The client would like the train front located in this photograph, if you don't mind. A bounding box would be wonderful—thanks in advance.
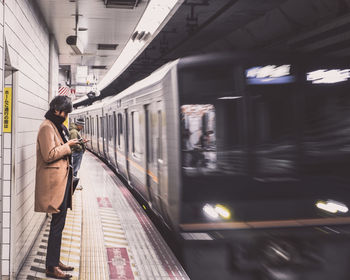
[176,54,350,280]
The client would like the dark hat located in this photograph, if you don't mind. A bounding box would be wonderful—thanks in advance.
[76,118,85,126]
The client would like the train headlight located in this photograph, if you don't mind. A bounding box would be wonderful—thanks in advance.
[215,204,231,219]
[203,203,231,220]
[203,204,219,219]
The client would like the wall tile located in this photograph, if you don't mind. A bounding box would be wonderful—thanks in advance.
[3,212,10,228]
[2,228,10,243]
[3,133,12,148]
[3,148,11,164]
[2,260,9,275]
[3,180,11,196]
[3,196,10,212]
[2,244,10,259]
[3,164,11,180]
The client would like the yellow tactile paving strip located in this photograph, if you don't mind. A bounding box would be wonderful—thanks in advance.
[79,177,109,280]
[17,190,82,280]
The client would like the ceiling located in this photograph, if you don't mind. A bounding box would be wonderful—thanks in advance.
[94,0,350,104]
[35,0,350,106]
[35,0,148,95]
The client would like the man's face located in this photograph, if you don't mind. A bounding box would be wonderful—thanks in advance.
[55,110,68,120]
[77,124,84,131]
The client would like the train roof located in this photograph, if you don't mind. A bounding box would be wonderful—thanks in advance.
[105,59,179,106]
[72,100,105,114]
[72,52,350,113]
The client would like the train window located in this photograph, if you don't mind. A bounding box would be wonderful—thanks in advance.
[145,106,152,163]
[100,117,104,140]
[181,105,217,173]
[88,118,90,134]
[302,83,350,179]
[113,112,117,145]
[83,117,86,133]
[179,64,235,103]
[105,114,108,141]
[96,116,99,138]
[109,115,113,142]
[92,117,94,135]
[158,110,162,160]
[117,113,123,147]
[250,87,298,179]
[132,111,141,155]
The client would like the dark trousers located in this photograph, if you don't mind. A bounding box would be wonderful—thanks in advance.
[46,171,71,267]
[72,151,84,177]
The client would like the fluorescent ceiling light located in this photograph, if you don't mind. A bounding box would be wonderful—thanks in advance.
[316,199,348,214]
[218,96,242,100]
[307,69,350,84]
[246,65,291,79]
[97,0,183,91]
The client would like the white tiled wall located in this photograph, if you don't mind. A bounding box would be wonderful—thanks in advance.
[0,0,6,277]
[1,0,59,278]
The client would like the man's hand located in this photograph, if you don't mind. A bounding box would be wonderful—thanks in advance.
[67,139,80,147]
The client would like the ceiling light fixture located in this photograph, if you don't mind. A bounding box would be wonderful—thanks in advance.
[104,0,139,9]
[97,0,183,91]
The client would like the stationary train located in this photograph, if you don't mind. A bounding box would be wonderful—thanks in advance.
[70,53,350,279]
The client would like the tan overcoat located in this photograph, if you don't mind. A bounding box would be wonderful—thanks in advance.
[34,119,72,213]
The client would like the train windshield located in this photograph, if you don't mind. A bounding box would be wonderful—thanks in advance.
[178,61,350,224]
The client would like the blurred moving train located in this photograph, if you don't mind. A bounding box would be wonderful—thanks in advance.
[70,53,350,279]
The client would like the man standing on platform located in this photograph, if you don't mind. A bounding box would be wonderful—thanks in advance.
[69,118,88,190]
[35,95,79,279]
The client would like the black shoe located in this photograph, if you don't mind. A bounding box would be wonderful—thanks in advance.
[59,261,74,271]
[45,266,72,279]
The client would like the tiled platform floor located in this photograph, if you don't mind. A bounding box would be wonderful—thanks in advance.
[18,152,189,279]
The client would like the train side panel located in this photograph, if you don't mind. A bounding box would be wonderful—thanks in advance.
[161,69,181,228]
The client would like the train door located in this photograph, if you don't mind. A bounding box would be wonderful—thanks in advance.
[89,116,92,149]
[113,112,118,169]
[124,109,130,182]
[100,116,104,156]
[97,115,100,154]
[144,105,153,204]
[104,113,108,159]
[91,116,95,151]
[155,101,164,212]
[84,117,88,139]
[107,114,114,165]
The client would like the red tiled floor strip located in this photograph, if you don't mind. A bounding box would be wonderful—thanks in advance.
[107,248,134,280]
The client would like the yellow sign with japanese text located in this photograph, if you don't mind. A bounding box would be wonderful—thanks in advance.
[3,87,12,133]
